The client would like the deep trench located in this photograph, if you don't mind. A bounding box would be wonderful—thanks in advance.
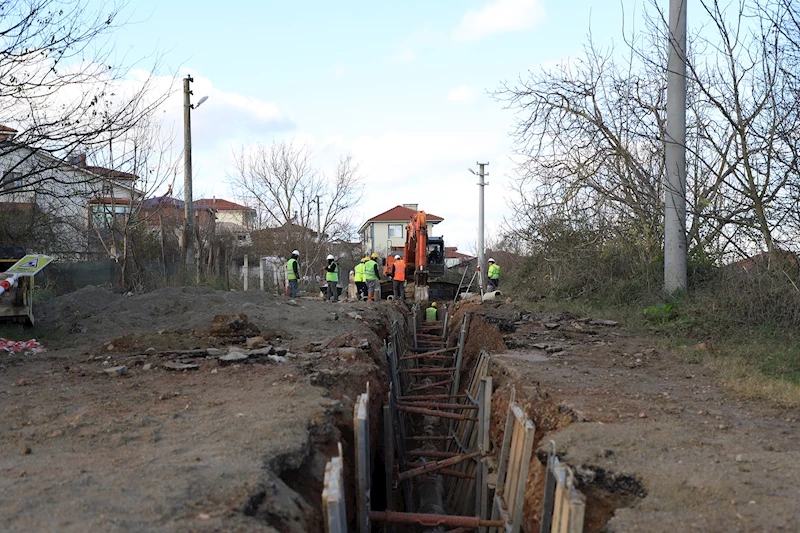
[241,303,648,532]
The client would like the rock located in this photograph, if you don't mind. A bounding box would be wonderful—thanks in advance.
[358,339,370,350]
[326,312,339,321]
[219,352,249,365]
[142,363,152,371]
[250,345,275,356]
[106,344,115,351]
[104,365,128,377]
[206,348,223,356]
[545,345,564,354]
[70,324,87,334]
[638,412,647,418]
[346,311,363,320]
[735,454,747,463]
[145,347,155,353]
[245,336,265,349]
[590,319,619,327]
[274,347,288,357]
[338,347,359,360]
[267,354,287,363]
[544,323,560,330]
[533,343,549,350]
[19,445,31,455]
[286,299,299,307]
[162,361,200,371]
[16,378,27,387]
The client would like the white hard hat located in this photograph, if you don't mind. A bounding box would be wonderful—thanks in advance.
[394,254,401,259]
[488,258,495,263]
[292,250,300,256]
[327,254,335,260]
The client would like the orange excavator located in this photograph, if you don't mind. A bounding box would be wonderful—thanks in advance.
[383,211,446,301]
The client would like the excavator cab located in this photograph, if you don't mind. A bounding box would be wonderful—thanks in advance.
[426,237,445,277]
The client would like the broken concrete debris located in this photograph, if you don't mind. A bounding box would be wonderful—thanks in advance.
[103,365,128,376]
[162,362,200,371]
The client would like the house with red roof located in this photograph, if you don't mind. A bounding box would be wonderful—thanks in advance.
[358,203,443,255]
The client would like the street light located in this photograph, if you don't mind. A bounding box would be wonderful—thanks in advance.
[183,75,208,279]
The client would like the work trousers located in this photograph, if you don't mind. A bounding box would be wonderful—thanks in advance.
[393,280,406,300]
[326,281,339,302]
[356,281,367,300]
[365,279,378,297]
[487,278,499,292]
[288,280,299,298]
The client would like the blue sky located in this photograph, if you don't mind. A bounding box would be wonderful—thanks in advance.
[96,0,649,251]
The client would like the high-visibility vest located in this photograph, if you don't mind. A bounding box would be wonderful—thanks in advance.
[364,259,378,280]
[393,259,406,281]
[354,262,365,282]
[425,306,438,322]
[326,262,339,282]
[286,258,298,280]
[488,263,500,280]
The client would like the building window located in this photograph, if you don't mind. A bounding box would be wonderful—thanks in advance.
[388,224,403,238]
[2,171,22,191]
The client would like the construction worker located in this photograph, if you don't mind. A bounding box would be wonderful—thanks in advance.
[425,301,438,322]
[364,252,381,301]
[487,258,500,292]
[324,254,339,302]
[286,250,300,298]
[391,254,406,301]
[354,257,367,301]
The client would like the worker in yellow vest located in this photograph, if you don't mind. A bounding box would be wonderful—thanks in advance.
[285,250,300,298]
[364,252,381,301]
[425,301,438,322]
[354,257,367,301]
[324,254,339,302]
[487,258,500,292]
[391,254,406,301]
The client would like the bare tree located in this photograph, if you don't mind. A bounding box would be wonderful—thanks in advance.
[0,0,171,196]
[498,0,800,271]
[227,139,364,278]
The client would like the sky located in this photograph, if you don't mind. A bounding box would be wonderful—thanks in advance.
[87,0,651,252]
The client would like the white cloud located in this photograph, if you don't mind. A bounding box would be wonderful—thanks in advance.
[452,0,546,42]
[447,85,478,103]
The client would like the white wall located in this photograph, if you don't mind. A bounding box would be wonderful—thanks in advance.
[361,221,440,256]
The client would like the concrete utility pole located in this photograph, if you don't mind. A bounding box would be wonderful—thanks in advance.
[183,75,195,273]
[470,162,489,293]
[664,0,688,293]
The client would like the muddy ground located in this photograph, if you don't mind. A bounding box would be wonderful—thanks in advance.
[1,289,798,532]
[0,287,401,533]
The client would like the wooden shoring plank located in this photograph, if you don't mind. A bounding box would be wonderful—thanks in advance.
[477,377,492,531]
[354,387,371,533]
[383,404,395,532]
[322,444,347,533]
[509,418,535,533]
[539,442,558,533]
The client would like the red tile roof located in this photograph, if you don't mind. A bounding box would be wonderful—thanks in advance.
[194,198,254,211]
[362,205,443,226]
[445,246,473,260]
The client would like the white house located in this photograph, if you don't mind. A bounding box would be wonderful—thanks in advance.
[358,204,444,256]
[0,125,143,258]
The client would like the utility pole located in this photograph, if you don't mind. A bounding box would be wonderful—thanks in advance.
[664,0,687,293]
[183,75,195,275]
[470,162,489,293]
[316,194,322,243]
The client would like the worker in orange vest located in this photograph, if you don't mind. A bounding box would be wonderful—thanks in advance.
[391,254,406,301]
